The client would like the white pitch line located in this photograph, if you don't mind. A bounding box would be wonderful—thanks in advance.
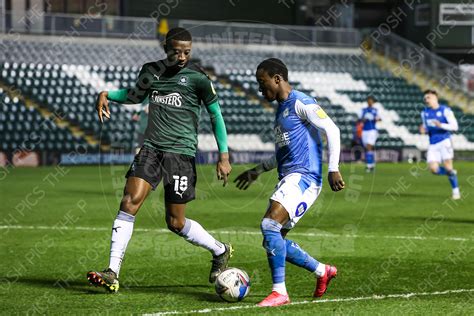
[144,288,474,315]
[0,225,471,242]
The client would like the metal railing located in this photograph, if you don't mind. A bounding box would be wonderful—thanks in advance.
[369,32,474,97]
[178,19,362,47]
[1,11,363,47]
[1,11,157,39]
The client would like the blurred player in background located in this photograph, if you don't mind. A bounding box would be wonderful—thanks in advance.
[420,90,460,200]
[359,96,380,172]
[87,28,233,293]
[234,58,345,307]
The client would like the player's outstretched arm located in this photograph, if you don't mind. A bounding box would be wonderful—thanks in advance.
[206,100,232,186]
[234,156,277,190]
[95,64,151,122]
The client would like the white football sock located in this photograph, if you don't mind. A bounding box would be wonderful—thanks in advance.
[453,188,460,195]
[272,282,287,295]
[109,211,135,277]
[315,263,326,277]
[179,218,225,256]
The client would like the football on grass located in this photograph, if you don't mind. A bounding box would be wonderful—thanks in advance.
[215,268,250,302]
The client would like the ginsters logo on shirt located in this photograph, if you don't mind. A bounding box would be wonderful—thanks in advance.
[151,91,183,107]
[275,126,290,147]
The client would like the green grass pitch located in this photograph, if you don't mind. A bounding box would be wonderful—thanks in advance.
[1,162,473,315]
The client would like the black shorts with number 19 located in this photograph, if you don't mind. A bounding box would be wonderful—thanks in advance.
[125,146,196,204]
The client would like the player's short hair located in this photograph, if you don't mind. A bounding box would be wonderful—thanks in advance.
[367,95,376,102]
[257,58,288,81]
[165,28,192,47]
[423,89,438,96]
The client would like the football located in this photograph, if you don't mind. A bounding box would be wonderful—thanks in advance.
[215,268,251,302]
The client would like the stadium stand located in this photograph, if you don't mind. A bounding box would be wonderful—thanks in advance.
[0,88,91,152]
[1,35,474,155]
[194,44,474,150]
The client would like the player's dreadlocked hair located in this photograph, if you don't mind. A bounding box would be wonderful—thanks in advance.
[257,58,288,81]
[165,27,192,47]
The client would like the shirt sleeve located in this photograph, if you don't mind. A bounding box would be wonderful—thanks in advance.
[107,64,152,104]
[440,107,459,131]
[255,156,277,174]
[420,111,427,129]
[205,100,228,153]
[196,75,218,105]
[127,64,152,104]
[295,101,341,172]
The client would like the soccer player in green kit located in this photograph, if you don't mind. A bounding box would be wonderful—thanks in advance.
[87,28,233,292]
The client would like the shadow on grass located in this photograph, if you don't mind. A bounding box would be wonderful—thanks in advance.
[55,188,113,197]
[399,216,474,225]
[0,277,221,301]
[365,191,434,198]
[124,284,221,302]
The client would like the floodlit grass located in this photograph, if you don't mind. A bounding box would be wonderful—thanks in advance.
[1,163,473,314]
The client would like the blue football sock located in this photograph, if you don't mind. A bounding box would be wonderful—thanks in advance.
[261,218,286,284]
[447,170,459,189]
[285,239,318,273]
[435,167,447,175]
[366,151,375,167]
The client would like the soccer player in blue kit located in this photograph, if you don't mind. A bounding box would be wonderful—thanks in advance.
[420,90,460,200]
[234,58,345,307]
[359,96,380,172]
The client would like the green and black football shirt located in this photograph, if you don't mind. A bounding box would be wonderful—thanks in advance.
[130,60,218,157]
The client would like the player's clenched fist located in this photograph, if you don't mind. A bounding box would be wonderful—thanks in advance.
[95,91,111,123]
[328,171,345,192]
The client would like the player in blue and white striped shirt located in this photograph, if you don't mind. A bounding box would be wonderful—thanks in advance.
[234,58,345,307]
[420,90,460,200]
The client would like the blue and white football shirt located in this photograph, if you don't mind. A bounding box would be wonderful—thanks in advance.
[421,105,458,145]
[274,90,340,186]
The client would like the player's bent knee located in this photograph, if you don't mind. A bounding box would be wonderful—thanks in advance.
[120,193,143,215]
[260,218,282,233]
[166,217,185,234]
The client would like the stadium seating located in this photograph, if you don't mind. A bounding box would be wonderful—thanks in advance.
[194,45,404,148]
[0,89,91,152]
[0,62,137,151]
[1,35,474,153]
[193,44,474,150]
